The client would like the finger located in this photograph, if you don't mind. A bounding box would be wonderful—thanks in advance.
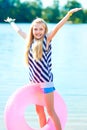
[4,20,7,22]
[79,8,83,10]
[77,8,82,11]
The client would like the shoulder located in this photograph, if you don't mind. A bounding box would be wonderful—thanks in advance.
[45,32,52,45]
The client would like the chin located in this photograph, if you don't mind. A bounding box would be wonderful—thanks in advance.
[35,37,43,40]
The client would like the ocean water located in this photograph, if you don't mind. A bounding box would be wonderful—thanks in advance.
[0,23,87,130]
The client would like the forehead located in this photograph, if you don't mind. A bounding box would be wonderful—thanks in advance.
[33,22,45,28]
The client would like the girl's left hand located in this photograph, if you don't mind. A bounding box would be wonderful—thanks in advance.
[69,8,82,14]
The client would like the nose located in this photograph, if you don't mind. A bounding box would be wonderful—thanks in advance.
[37,29,40,33]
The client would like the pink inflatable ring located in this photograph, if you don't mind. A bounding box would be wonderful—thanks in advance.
[4,84,67,130]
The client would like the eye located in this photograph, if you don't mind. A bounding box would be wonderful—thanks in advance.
[40,28,43,31]
[34,28,38,31]
[40,28,45,31]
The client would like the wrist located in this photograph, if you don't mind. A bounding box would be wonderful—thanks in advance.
[67,11,72,17]
[9,21,14,24]
[10,22,20,32]
[9,19,15,24]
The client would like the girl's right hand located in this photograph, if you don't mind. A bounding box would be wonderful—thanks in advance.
[4,17,15,23]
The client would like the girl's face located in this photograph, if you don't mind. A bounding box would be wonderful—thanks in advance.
[33,23,46,40]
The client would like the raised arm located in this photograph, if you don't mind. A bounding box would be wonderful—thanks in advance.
[47,8,82,43]
[4,17,27,39]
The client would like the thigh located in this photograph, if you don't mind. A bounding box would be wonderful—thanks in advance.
[44,92,54,110]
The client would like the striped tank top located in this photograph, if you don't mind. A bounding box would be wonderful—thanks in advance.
[28,35,53,83]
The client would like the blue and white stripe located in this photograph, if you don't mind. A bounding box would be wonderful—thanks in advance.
[28,35,53,83]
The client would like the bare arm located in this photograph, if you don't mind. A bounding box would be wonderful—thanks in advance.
[47,8,82,43]
[4,17,27,39]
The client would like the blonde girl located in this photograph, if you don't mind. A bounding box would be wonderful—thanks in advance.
[5,8,82,130]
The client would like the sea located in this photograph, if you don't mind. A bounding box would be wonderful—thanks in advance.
[0,23,87,130]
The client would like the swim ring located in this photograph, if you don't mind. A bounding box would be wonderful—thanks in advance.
[4,84,67,130]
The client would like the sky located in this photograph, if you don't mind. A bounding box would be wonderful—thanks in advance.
[42,0,87,9]
[21,0,87,9]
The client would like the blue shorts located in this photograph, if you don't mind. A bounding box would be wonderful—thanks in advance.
[39,82,55,94]
[42,87,55,93]
[30,82,55,94]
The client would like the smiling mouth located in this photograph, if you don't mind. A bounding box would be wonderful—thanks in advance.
[36,34,42,36]
[35,34,43,38]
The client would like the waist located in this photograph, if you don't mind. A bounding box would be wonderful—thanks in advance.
[29,81,54,88]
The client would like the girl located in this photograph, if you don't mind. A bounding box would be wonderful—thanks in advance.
[5,8,82,130]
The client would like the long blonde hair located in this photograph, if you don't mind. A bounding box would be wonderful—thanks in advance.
[25,18,48,64]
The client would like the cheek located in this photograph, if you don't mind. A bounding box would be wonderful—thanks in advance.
[42,30,45,34]
[33,30,36,36]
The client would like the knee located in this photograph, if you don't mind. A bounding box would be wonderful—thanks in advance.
[47,108,55,117]
[36,105,44,115]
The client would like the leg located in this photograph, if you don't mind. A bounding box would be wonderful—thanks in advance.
[35,105,46,127]
[44,92,62,130]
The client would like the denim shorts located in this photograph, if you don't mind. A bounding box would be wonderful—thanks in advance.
[39,82,55,94]
[30,82,55,94]
[42,87,55,93]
